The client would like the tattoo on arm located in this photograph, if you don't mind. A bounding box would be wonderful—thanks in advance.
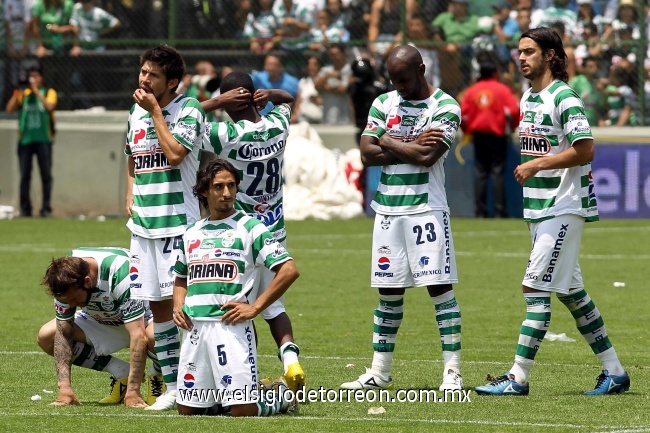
[54,319,74,387]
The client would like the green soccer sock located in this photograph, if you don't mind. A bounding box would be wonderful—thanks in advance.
[511,292,551,384]
[370,294,403,375]
[153,320,180,390]
[431,290,462,371]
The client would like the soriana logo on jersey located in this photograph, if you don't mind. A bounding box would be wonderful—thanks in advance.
[188,260,239,283]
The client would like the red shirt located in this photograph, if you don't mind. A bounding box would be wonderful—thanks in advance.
[460,78,519,136]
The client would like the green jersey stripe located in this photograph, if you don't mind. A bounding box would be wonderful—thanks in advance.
[131,213,187,230]
[380,171,428,186]
[525,176,561,189]
[99,254,117,283]
[134,170,182,185]
[523,196,556,210]
[186,281,243,296]
[133,192,184,207]
[183,304,225,317]
[374,191,428,207]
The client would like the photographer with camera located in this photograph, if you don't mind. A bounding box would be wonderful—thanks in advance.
[6,65,57,218]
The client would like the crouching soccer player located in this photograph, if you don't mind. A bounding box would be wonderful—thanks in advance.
[173,159,300,416]
[38,247,164,406]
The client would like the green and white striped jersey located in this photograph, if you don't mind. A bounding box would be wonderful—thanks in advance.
[54,247,148,325]
[362,89,461,215]
[125,95,206,239]
[174,211,292,321]
[519,80,599,223]
[203,104,291,242]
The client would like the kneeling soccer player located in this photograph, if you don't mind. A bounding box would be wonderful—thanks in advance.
[173,159,300,416]
[38,247,163,407]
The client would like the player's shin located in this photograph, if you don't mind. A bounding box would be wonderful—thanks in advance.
[371,295,403,375]
[511,292,551,384]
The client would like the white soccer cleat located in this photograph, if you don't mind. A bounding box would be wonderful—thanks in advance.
[341,368,393,390]
[439,368,464,391]
[143,389,177,411]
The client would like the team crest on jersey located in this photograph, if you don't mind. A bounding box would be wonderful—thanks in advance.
[221,232,235,248]
[534,109,544,125]
[380,216,391,230]
[189,329,199,345]
[100,296,114,311]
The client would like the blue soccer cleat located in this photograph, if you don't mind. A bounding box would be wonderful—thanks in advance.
[584,370,630,395]
[474,373,530,396]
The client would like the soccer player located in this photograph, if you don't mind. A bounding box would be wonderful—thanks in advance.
[475,27,630,396]
[37,247,156,407]
[125,44,206,410]
[200,72,305,392]
[173,159,300,416]
[341,45,465,392]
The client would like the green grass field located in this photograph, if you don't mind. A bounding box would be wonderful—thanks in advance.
[1,217,648,433]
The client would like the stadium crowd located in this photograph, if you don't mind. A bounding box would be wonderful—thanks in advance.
[2,0,650,124]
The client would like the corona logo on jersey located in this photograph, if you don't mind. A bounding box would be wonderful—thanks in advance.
[520,128,551,156]
[237,140,285,161]
[188,260,238,283]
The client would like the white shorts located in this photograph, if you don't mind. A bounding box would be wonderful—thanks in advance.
[74,310,151,356]
[176,320,259,408]
[522,214,585,294]
[129,234,183,301]
[371,210,458,288]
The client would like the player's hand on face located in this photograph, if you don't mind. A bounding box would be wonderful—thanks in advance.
[416,128,445,147]
[173,307,193,331]
[133,88,158,112]
[221,302,258,324]
[50,389,81,406]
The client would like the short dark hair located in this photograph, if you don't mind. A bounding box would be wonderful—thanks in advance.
[520,27,568,82]
[140,44,185,90]
[41,256,90,298]
[220,71,255,95]
[479,61,497,80]
[26,65,44,76]
[193,158,241,209]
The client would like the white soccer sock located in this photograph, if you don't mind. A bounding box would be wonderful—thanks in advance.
[147,350,162,375]
[104,356,131,379]
[442,351,461,373]
[371,352,393,376]
[598,347,625,376]
[511,356,534,385]
[279,342,299,373]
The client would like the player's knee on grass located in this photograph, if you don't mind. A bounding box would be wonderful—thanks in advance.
[230,403,259,417]
[37,319,56,355]
[177,403,208,416]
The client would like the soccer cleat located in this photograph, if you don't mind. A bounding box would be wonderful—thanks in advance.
[144,389,177,411]
[283,362,306,393]
[99,376,128,404]
[146,373,166,406]
[584,370,630,395]
[474,373,530,396]
[340,368,393,390]
[439,368,464,391]
[273,377,298,415]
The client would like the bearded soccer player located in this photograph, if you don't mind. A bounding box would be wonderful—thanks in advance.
[125,44,206,410]
[475,27,630,396]
[173,159,300,416]
[38,248,155,407]
[200,72,305,393]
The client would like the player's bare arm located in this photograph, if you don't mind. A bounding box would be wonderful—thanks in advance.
[201,87,252,113]
[515,138,594,185]
[123,318,148,408]
[172,277,193,331]
[132,89,189,166]
[51,319,81,406]
[360,135,399,167]
[254,89,295,107]
[125,156,135,216]
[378,128,448,167]
[222,260,299,325]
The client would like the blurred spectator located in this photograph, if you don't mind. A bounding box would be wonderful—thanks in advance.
[601,0,640,42]
[182,60,220,103]
[345,0,370,42]
[402,15,440,88]
[574,22,605,74]
[274,0,314,51]
[309,7,349,51]
[531,0,578,38]
[69,0,120,56]
[570,56,605,126]
[598,66,639,126]
[325,0,346,29]
[460,61,519,218]
[410,0,448,23]
[31,0,74,57]
[291,55,323,123]
[575,0,605,37]
[367,0,404,57]
[603,22,639,71]
[493,1,519,43]
[232,0,254,39]
[251,53,299,113]
[243,0,279,54]
[348,50,386,143]
[432,0,478,44]
[5,0,31,94]
[6,64,57,217]
[314,43,352,124]
[550,21,576,80]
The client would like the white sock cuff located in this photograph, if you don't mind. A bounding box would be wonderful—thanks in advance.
[431,289,455,304]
